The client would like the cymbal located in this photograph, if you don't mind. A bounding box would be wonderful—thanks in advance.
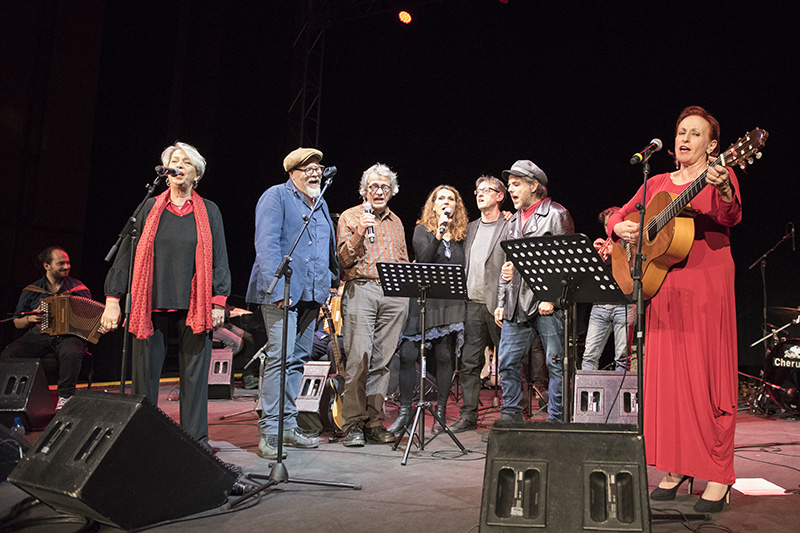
[770,306,800,318]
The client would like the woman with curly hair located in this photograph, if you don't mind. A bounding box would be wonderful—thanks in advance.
[389,185,468,435]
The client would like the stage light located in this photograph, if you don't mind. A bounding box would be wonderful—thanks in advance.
[398,11,412,24]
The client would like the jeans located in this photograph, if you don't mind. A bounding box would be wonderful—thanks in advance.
[581,304,633,371]
[498,311,564,422]
[259,301,318,435]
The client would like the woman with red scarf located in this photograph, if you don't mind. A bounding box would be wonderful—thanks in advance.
[101,142,231,446]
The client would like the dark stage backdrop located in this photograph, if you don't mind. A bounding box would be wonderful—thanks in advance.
[2,1,798,380]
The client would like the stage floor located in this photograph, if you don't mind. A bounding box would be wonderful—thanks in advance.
[2,381,798,532]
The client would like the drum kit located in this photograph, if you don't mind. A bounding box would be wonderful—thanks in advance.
[749,306,800,416]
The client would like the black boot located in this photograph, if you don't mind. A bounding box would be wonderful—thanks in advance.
[432,402,447,433]
[388,405,412,435]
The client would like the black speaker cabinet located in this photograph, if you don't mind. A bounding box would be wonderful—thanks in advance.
[480,421,651,532]
[8,390,238,530]
[0,358,56,431]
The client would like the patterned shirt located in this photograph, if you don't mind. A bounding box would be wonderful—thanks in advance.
[337,204,408,281]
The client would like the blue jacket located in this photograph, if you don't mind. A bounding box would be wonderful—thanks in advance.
[246,179,340,306]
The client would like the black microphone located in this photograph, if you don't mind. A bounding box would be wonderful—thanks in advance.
[323,166,337,179]
[363,203,375,243]
[155,165,180,176]
[629,138,663,165]
[438,207,453,235]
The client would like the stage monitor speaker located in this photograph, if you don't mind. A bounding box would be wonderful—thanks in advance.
[480,421,651,532]
[208,347,234,399]
[0,358,56,431]
[8,390,238,530]
[297,361,331,434]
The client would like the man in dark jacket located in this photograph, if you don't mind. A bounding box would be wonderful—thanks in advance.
[494,160,573,423]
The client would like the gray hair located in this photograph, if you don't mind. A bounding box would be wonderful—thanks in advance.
[161,141,207,183]
[359,163,399,198]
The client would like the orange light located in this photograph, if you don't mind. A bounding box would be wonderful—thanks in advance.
[398,11,412,24]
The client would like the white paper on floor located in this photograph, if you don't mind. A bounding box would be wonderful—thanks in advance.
[732,478,790,496]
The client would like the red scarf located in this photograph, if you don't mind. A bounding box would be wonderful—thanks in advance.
[128,189,214,339]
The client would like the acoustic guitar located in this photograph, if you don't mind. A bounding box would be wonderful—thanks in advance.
[611,128,768,299]
[321,303,345,432]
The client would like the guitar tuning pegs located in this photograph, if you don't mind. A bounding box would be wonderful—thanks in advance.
[747,157,754,165]
[755,151,763,159]
[739,163,747,170]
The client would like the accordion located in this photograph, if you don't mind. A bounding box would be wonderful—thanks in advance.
[40,295,105,344]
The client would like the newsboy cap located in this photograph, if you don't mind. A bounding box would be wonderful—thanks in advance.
[283,147,323,172]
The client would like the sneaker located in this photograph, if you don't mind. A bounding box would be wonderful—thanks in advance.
[243,375,259,390]
[257,434,287,460]
[56,397,70,410]
[448,417,478,434]
[364,425,396,444]
[283,427,319,448]
[341,427,365,447]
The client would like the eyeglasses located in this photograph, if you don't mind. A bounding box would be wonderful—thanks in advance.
[368,183,391,193]
[297,165,325,176]
[474,187,499,196]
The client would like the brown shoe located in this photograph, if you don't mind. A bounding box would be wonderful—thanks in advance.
[449,417,477,433]
[364,425,396,444]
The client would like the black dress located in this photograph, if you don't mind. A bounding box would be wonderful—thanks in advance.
[397,225,466,407]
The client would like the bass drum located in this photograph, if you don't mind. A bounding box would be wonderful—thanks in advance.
[762,339,800,413]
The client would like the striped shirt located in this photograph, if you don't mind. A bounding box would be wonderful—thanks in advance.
[337,204,409,281]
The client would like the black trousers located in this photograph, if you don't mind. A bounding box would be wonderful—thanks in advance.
[459,300,501,421]
[132,312,212,444]
[397,332,455,407]
[1,330,84,398]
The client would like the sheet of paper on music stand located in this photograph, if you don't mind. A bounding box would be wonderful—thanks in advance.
[732,478,790,496]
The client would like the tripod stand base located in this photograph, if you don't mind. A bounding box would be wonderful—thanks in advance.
[229,462,360,509]
[392,401,467,465]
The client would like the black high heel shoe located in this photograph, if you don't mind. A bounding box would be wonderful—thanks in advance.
[649,474,694,500]
[693,485,731,513]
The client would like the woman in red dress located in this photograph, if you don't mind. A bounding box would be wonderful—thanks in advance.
[608,106,741,513]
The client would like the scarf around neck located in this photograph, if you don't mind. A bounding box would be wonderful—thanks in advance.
[128,189,214,339]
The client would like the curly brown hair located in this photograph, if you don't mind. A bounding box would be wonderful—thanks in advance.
[416,185,468,241]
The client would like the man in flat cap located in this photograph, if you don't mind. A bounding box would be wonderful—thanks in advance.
[246,147,341,459]
[494,160,573,423]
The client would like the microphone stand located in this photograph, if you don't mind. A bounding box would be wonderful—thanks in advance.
[230,173,358,509]
[630,161,648,434]
[747,230,793,357]
[104,173,164,394]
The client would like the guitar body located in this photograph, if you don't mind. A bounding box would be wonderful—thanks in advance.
[611,127,768,300]
[328,374,344,431]
[611,191,695,299]
[320,303,345,433]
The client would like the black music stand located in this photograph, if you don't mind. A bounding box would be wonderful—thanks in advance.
[378,262,468,465]
[501,234,628,423]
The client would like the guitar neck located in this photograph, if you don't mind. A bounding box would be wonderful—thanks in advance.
[322,305,345,370]
[647,154,723,239]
